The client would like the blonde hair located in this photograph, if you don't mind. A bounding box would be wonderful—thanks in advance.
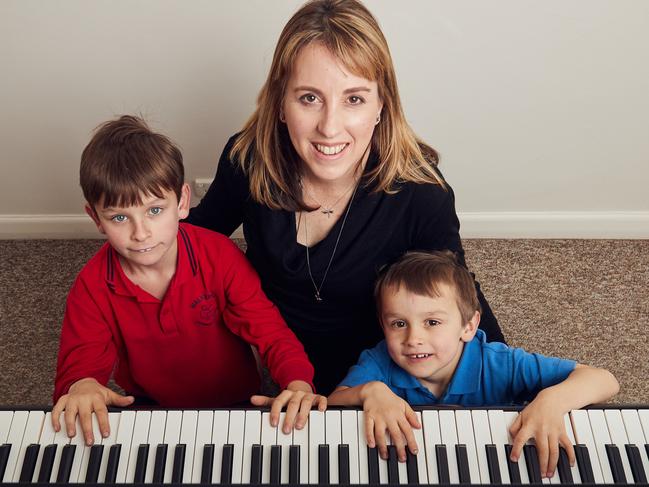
[231,0,444,211]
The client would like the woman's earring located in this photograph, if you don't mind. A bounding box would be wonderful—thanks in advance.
[280,110,286,123]
[375,113,381,125]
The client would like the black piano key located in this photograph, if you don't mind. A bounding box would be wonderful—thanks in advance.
[406,450,419,484]
[152,444,168,484]
[626,444,648,483]
[318,444,330,484]
[367,446,380,485]
[56,444,76,483]
[171,444,186,484]
[338,444,350,485]
[504,444,521,485]
[250,444,263,484]
[485,444,502,484]
[524,444,542,484]
[557,447,574,484]
[0,444,10,481]
[220,444,233,484]
[84,444,103,483]
[104,444,121,483]
[605,443,627,484]
[18,443,40,482]
[200,444,214,484]
[288,445,299,484]
[574,444,595,484]
[37,444,56,483]
[456,444,471,484]
[435,444,450,484]
[387,445,399,484]
[270,445,282,484]
[133,444,149,483]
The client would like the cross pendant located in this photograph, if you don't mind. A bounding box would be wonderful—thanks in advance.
[315,292,323,301]
[321,208,334,217]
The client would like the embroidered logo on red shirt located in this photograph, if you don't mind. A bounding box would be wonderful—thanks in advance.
[191,292,218,326]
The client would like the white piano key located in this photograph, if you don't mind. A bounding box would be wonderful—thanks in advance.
[308,410,325,484]
[162,410,182,484]
[586,409,614,483]
[241,410,261,484]
[504,411,530,484]
[562,413,581,484]
[456,410,481,484]
[487,410,511,484]
[356,411,369,484]
[227,410,245,484]
[639,409,649,441]
[191,411,213,483]
[471,409,492,484]
[604,409,634,483]
[97,412,120,483]
[11,410,44,482]
[341,410,360,484]
[0,411,13,443]
[621,409,649,482]
[411,412,428,484]
[378,429,389,485]
[293,412,309,484]
[570,409,604,484]
[125,410,151,483]
[392,428,408,485]
[74,414,101,483]
[422,410,441,484]
[33,411,57,482]
[179,410,198,484]
[439,410,460,484]
[114,409,136,483]
[144,411,167,483]
[3,410,28,482]
[277,412,292,483]
[326,410,341,484]
[260,412,276,484]
[50,412,72,483]
[210,410,229,484]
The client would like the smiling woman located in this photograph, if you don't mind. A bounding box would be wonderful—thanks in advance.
[186,0,504,394]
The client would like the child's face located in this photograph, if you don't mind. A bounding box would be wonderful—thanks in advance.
[380,283,479,394]
[86,184,190,272]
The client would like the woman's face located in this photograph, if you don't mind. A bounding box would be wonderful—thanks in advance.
[282,42,383,186]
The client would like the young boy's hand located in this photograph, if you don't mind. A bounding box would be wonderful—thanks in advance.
[51,377,135,446]
[509,389,575,478]
[360,381,420,462]
[250,380,327,434]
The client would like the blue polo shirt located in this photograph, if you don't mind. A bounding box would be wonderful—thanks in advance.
[339,330,576,406]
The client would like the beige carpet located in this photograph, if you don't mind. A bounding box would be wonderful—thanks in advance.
[0,238,647,406]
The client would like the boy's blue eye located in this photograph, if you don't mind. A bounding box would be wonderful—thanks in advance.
[150,207,162,216]
[111,215,127,223]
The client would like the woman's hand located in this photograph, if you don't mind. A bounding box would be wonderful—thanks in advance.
[250,380,327,433]
[51,377,134,446]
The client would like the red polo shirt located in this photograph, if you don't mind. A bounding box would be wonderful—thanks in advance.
[54,223,314,407]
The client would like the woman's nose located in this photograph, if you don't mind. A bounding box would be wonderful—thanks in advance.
[317,104,342,138]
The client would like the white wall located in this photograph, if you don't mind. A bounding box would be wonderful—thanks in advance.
[1,0,647,238]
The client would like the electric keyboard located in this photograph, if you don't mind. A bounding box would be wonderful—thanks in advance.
[0,406,647,485]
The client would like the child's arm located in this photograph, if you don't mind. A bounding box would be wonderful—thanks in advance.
[509,364,619,478]
[250,380,327,434]
[51,378,134,446]
[329,381,421,462]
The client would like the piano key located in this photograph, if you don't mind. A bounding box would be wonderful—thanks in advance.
[574,444,595,484]
[0,411,12,443]
[57,444,76,482]
[49,419,72,483]
[171,444,186,484]
[33,412,55,483]
[15,410,44,482]
[145,410,167,483]
[422,410,441,484]
[125,410,151,483]
[503,411,531,485]
[588,409,616,483]
[191,410,213,484]
[289,445,300,484]
[0,444,9,483]
[152,443,168,484]
[570,409,604,484]
[76,413,101,483]
[3,410,28,483]
[133,444,149,483]
[220,444,235,484]
[621,409,649,482]
[487,409,511,484]
[625,444,647,484]
[356,412,370,484]
[435,444,451,484]
[227,410,245,484]
[293,413,309,484]
[439,410,460,484]
[387,445,399,484]
[326,410,341,484]
[84,444,104,483]
[341,410,359,484]
[200,444,215,484]
[250,444,263,484]
[604,409,634,483]
[561,412,581,484]
[161,410,182,484]
[37,444,56,483]
[97,412,120,484]
[178,410,198,484]
[605,444,627,483]
[104,444,121,483]
[410,412,427,484]
[406,451,419,484]
[211,410,230,484]
[455,444,471,484]
[524,444,543,484]
[318,444,330,484]
[367,447,380,485]
[504,444,521,484]
[339,444,350,485]
[309,410,325,484]
[471,409,492,484]
[276,412,292,484]
[113,410,136,483]
[242,410,261,484]
[260,412,276,484]
[486,444,502,484]
[455,410,479,485]
[557,447,574,484]
[18,444,39,482]
[269,444,281,484]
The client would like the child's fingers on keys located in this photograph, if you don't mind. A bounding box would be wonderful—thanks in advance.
[388,426,407,462]
[374,423,389,459]
[364,416,376,448]
[64,404,79,438]
[281,396,302,433]
[397,417,418,454]
[510,429,529,462]
[560,435,576,465]
[79,408,95,445]
[534,436,550,478]
[405,406,421,429]
[95,404,111,438]
[51,396,67,432]
[546,436,560,478]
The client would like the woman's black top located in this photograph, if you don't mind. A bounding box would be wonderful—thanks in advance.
[186,135,504,394]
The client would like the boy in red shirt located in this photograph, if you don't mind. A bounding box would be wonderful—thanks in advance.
[53,115,323,445]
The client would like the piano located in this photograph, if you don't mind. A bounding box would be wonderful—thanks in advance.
[0,406,647,485]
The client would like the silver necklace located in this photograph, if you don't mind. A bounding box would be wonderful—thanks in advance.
[301,178,358,218]
[300,183,358,302]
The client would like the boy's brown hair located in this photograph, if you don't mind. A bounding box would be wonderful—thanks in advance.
[375,250,482,324]
[80,115,184,210]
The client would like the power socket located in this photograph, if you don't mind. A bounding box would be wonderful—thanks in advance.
[194,178,213,198]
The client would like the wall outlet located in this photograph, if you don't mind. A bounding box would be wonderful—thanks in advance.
[193,178,213,198]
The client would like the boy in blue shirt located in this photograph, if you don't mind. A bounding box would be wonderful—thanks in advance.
[328,250,618,478]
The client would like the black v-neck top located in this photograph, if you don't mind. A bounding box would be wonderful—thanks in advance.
[187,135,504,394]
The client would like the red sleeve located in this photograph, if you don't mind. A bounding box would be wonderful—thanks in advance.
[217,238,315,392]
[53,274,118,403]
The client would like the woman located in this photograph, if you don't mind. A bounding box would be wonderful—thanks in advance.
[187,0,504,394]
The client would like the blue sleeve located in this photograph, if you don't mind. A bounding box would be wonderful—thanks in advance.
[510,348,577,403]
[338,342,391,388]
